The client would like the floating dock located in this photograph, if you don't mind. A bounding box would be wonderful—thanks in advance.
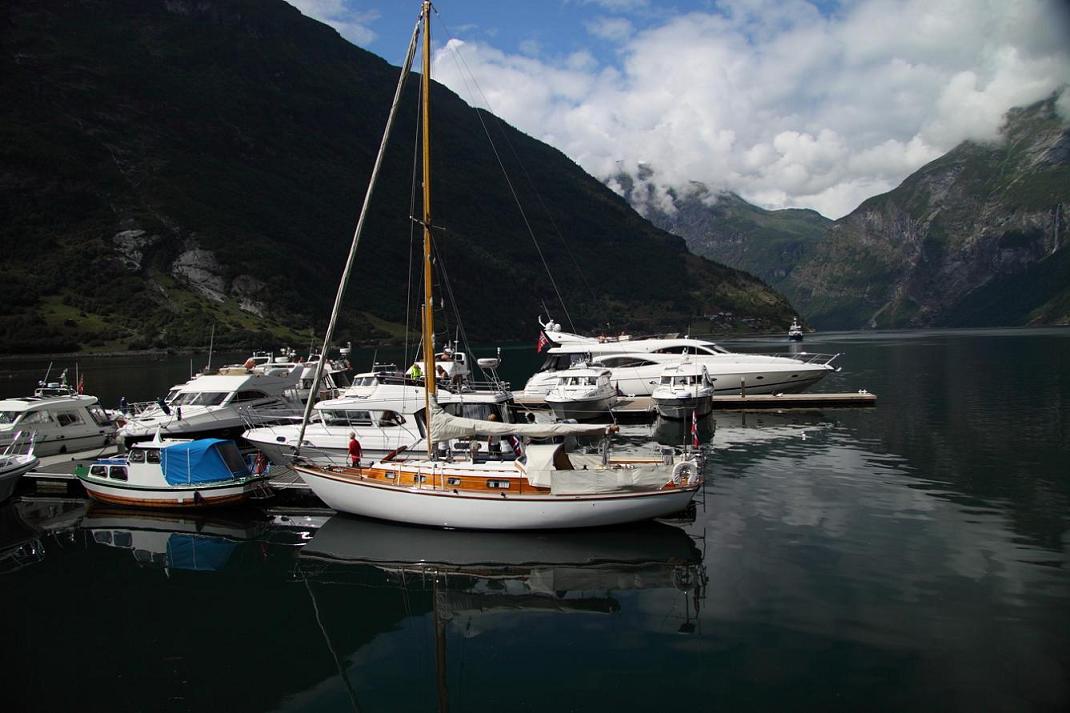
[515,391,876,417]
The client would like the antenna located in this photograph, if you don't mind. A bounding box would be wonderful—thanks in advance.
[206,324,216,372]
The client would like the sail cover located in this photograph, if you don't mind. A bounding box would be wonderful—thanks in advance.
[160,439,251,485]
[428,403,610,444]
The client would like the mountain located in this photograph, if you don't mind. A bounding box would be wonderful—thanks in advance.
[631,96,1070,329]
[0,0,795,354]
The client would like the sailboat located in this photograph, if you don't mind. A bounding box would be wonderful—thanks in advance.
[291,1,703,530]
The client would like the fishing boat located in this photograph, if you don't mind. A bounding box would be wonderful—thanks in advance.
[290,2,702,530]
[0,432,38,503]
[77,436,273,508]
[652,362,715,419]
[544,366,618,421]
[788,317,804,341]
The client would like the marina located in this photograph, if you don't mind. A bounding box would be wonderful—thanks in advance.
[2,328,1068,712]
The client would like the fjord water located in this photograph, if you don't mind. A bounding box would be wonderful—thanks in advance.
[1,328,1068,712]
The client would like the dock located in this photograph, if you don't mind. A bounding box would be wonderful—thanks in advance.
[514,391,876,418]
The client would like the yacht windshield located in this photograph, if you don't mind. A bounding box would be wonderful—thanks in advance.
[0,411,20,425]
[171,392,229,407]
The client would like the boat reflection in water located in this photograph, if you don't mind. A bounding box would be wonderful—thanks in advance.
[1,497,88,574]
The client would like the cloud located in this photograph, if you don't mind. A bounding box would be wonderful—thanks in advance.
[287,0,379,47]
[433,0,1070,218]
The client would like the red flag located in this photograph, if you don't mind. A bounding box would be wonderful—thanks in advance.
[691,410,699,448]
[77,374,85,395]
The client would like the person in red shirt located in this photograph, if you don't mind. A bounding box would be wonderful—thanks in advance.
[347,432,363,467]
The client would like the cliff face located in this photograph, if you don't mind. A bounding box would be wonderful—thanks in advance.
[630,96,1070,329]
[0,0,795,353]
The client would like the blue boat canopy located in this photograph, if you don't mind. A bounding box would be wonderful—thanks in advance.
[160,439,251,486]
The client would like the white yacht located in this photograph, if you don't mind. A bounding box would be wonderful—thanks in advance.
[0,394,116,456]
[652,363,715,420]
[232,348,352,402]
[524,338,838,397]
[544,367,618,421]
[118,364,302,447]
[243,369,514,466]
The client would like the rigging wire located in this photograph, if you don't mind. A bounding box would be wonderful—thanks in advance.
[435,15,578,332]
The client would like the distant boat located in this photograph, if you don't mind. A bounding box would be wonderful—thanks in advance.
[77,436,272,508]
[788,317,804,341]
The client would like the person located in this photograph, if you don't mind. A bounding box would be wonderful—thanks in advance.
[347,432,363,467]
[485,412,500,455]
[407,363,423,380]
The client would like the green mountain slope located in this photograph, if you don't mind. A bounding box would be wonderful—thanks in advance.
[0,0,794,354]
[638,96,1070,329]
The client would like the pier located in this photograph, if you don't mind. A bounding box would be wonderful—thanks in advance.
[514,390,877,418]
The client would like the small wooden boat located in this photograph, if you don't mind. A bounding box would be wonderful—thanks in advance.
[77,437,272,508]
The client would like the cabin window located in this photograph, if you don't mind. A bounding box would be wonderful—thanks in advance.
[0,411,20,424]
[113,531,133,549]
[385,472,397,480]
[19,411,51,425]
[172,392,229,407]
[447,477,461,486]
[331,373,351,388]
[146,449,161,464]
[94,531,112,545]
[486,480,511,489]
[231,390,269,403]
[414,474,428,483]
[56,412,82,427]
[378,411,405,427]
[90,465,107,477]
[165,389,181,403]
[128,450,146,464]
[654,345,691,354]
[443,403,499,421]
[109,466,128,481]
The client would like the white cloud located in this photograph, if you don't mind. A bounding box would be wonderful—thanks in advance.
[433,0,1070,218]
[287,0,379,47]
[586,16,635,42]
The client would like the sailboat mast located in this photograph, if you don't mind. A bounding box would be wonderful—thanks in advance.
[420,0,437,457]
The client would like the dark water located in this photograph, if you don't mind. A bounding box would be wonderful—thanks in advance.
[2,329,1069,712]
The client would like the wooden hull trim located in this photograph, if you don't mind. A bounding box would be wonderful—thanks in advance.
[293,464,700,530]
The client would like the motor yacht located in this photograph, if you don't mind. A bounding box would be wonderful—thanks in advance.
[788,317,804,341]
[0,432,39,503]
[242,369,514,466]
[118,363,303,447]
[0,393,116,456]
[544,367,618,421]
[524,339,838,397]
[652,363,715,419]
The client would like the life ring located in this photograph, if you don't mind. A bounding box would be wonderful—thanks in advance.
[672,460,697,486]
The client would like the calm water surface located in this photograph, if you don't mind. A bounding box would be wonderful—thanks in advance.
[1,328,1068,712]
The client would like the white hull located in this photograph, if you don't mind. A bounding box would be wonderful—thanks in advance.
[0,431,108,457]
[546,394,617,421]
[654,395,712,420]
[294,466,699,530]
[78,476,268,509]
[0,455,38,503]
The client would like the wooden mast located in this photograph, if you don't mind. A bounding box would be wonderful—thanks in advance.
[420,0,436,459]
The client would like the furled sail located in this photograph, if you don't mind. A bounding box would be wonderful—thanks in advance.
[428,401,611,444]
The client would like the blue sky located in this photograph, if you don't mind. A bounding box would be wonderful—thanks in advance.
[290,1,1070,218]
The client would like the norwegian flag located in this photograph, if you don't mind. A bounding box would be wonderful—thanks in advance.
[77,374,85,395]
[690,410,700,448]
[508,434,523,457]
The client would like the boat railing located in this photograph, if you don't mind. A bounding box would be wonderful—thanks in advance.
[238,405,306,432]
[439,379,513,396]
[3,430,36,458]
[122,400,164,417]
[754,352,840,366]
